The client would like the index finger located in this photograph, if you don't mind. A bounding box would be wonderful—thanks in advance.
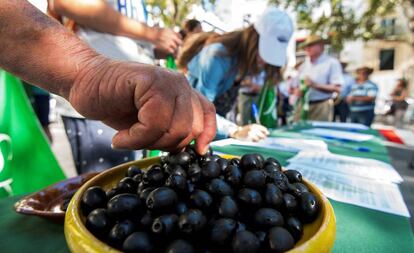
[193,91,216,155]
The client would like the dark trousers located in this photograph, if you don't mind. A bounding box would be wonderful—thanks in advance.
[333,99,349,123]
[350,109,375,127]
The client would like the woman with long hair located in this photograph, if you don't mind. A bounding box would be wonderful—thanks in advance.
[389,78,409,127]
[177,7,293,140]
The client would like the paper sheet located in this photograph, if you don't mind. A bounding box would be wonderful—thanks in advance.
[310,121,369,131]
[288,151,403,183]
[286,163,410,217]
[212,137,328,153]
[301,128,375,142]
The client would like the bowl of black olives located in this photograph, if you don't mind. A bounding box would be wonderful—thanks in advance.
[65,146,336,253]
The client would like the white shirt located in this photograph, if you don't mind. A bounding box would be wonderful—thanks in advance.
[299,54,344,101]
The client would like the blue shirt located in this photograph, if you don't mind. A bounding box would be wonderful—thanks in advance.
[349,80,378,112]
[340,73,355,98]
[187,43,238,101]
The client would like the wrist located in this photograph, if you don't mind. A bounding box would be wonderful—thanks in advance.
[228,125,242,138]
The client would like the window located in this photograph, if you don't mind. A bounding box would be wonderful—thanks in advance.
[381,18,396,36]
[379,49,395,70]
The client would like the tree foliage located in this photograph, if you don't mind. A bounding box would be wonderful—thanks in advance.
[269,0,414,51]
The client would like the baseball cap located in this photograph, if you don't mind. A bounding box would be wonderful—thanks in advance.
[254,7,294,67]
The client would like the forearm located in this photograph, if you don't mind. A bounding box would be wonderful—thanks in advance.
[52,0,159,42]
[352,96,375,102]
[312,83,341,93]
[0,0,100,98]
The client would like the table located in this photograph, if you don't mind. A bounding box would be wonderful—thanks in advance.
[1,123,414,252]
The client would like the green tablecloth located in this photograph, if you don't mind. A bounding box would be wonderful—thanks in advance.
[1,124,413,252]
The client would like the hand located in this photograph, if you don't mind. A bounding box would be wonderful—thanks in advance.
[250,84,262,93]
[346,96,353,103]
[230,124,269,142]
[68,56,216,154]
[304,77,315,88]
[152,28,182,55]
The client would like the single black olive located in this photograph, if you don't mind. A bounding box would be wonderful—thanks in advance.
[243,170,266,189]
[189,190,213,209]
[286,216,303,242]
[252,153,265,168]
[132,173,143,184]
[240,154,261,171]
[218,196,238,218]
[169,165,187,178]
[267,227,295,252]
[232,230,261,253]
[300,192,319,223]
[81,186,107,215]
[125,165,143,178]
[108,220,135,246]
[283,193,298,213]
[151,214,178,235]
[264,183,283,208]
[201,161,221,179]
[146,187,177,211]
[229,158,240,166]
[139,187,155,202]
[85,208,111,238]
[208,178,234,197]
[270,171,290,192]
[165,239,195,253]
[187,163,202,183]
[122,231,153,253]
[288,182,309,198]
[165,174,187,192]
[117,177,138,193]
[107,193,142,219]
[209,218,237,245]
[264,157,282,171]
[253,208,284,229]
[178,209,207,234]
[284,170,303,183]
[225,165,242,187]
[237,188,262,208]
[216,158,229,172]
[143,165,165,186]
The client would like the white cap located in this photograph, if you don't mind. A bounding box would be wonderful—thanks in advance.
[254,7,294,67]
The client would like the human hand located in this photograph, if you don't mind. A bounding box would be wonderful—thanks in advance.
[152,28,182,55]
[229,124,269,142]
[346,96,353,103]
[304,77,315,88]
[68,57,216,154]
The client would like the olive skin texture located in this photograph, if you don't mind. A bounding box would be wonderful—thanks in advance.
[107,193,142,219]
[81,186,107,215]
[237,188,262,207]
[178,209,207,234]
[218,196,238,218]
[240,154,261,171]
[187,164,202,183]
[216,158,229,172]
[123,231,153,253]
[85,208,111,238]
[264,157,282,171]
[108,220,136,246]
[152,214,178,235]
[267,227,295,252]
[165,174,187,192]
[201,161,221,179]
[284,170,303,183]
[289,182,309,198]
[106,188,119,201]
[117,177,138,193]
[264,183,283,208]
[300,192,319,223]
[170,152,192,168]
[143,165,165,186]
[146,187,178,211]
[165,239,195,253]
[169,165,187,178]
[139,187,156,202]
[283,193,298,213]
[175,201,189,215]
[140,212,153,230]
[254,208,284,229]
[286,216,303,242]
[209,218,237,245]
[125,165,143,178]
[225,165,242,187]
[243,170,266,189]
[252,153,265,168]
[271,171,290,192]
[189,190,213,209]
[229,158,240,166]
[208,178,234,197]
[232,230,261,253]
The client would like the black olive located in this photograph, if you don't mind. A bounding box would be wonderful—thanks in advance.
[283,193,298,213]
[284,170,303,183]
[229,158,240,166]
[255,231,266,244]
[178,209,207,234]
[252,153,264,168]
[138,187,155,202]
[188,163,202,183]
[267,227,295,252]
[210,218,237,245]
[232,230,261,253]
[170,152,192,168]
[264,157,282,171]
[264,183,283,208]
[236,221,246,232]
[108,220,136,246]
[132,173,143,184]
[146,187,177,211]
[300,192,319,223]
[125,165,143,178]
[288,182,309,198]
[140,212,153,230]
[85,208,111,238]
[175,201,189,215]
[123,231,153,253]
[185,145,197,161]
[262,163,280,175]
[169,165,187,178]
[165,239,195,253]
[269,171,289,192]
[186,181,196,194]
[218,196,238,218]
[189,190,213,209]
[165,174,187,192]
[237,188,262,208]
[107,193,142,219]
[208,178,234,197]
[254,208,284,229]
[240,154,261,171]
[225,165,242,187]
[81,186,107,215]
[152,214,178,235]
[117,177,138,193]
[243,170,266,189]
[106,188,119,200]
[201,161,221,179]
[216,158,229,172]
[286,216,303,242]
[143,165,165,186]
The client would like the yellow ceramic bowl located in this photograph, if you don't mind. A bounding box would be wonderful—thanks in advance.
[65,156,336,253]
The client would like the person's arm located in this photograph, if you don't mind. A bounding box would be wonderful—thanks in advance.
[347,96,376,102]
[392,89,408,102]
[0,0,215,154]
[50,0,181,54]
[215,115,268,142]
[304,59,343,93]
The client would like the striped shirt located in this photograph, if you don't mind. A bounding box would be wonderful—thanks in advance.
[349,80,378,112]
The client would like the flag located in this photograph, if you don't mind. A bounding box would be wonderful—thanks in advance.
[257,80,278,128]
[0,70,66,197]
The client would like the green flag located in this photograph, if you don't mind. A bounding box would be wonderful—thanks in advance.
[0,70,66,197]
[257,80,278,128]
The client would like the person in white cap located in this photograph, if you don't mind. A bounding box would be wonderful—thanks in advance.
[177,6,294,140]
